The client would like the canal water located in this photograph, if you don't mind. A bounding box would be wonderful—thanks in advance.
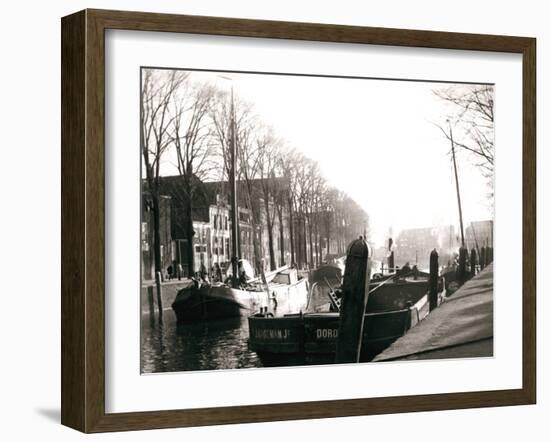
[141,311,264,373]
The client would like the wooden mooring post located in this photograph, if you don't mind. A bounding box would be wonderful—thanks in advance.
[458,247,468,286]
[335,237,371,364]
[470,248,477,277]
[388,250,395,273]
[428,249,439,311]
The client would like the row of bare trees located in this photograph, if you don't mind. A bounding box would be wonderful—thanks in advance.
[141,69,368,277]
[280,150,368,270]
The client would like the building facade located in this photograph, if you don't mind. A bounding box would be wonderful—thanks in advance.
[395,225,458,269]
[465,220,494,251]
[142,174,369,278]
[152,175,291,277]
[141,193,173,280]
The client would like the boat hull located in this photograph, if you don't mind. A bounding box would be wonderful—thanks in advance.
[248,293,430,364]
[172,278,309,324]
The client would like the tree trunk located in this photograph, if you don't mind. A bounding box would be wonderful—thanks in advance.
[344,222,348,251]
[303,215,308,268]
[277,205,285,266]
[184,193,194,275]
[314,212,320,266]
[298,213,307,268]
[251,217,261,274]
[151,193,163,278]
[326,212,331,256]
[294,214,302,269]
[257,224,264,274]
[264,197,276,271]
[308,211,314,267]
[288,197,295,266]
[245,182,262,274]
[313,226,321,267]
[336,223,341,254]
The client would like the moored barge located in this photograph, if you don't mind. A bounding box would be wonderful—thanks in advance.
[248,271,445,364]
[172,265,308,324]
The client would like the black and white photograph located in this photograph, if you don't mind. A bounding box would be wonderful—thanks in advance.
[140,67,495,373]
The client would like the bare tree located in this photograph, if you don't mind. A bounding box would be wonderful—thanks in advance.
[204,80,370,272]
[434,85,495,189]
[237,124,264,271]
[322,187,339,257]
[277,147,301,267]
[210,90,256,182]
[302,162,324,267]
[168,79,217,272]
[210,89,263,269]
[141,69,187,278]
[303,161,318,266]
[312,175,327,266]
[291,152,311,268]
[256,127,281,270]
[273,151,291,267]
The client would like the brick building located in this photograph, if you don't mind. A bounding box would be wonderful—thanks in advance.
[152,175,290,276]
[141,193,173,280]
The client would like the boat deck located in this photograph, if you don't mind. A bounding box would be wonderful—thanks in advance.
[373,264,493,361]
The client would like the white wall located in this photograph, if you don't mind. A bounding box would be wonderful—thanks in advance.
[0,0,546,440]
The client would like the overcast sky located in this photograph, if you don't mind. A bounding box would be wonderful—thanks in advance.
[156,69,494,248]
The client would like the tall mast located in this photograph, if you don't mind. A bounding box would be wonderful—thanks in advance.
[230,86,240,287]
[449,121,465,247]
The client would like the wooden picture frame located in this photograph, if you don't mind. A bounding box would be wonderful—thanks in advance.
[61,9,536,433]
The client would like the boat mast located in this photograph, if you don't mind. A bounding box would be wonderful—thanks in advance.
[449,121,465,247]
[230,86,240,288]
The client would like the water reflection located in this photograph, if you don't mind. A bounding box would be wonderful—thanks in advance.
[141,311,263,373]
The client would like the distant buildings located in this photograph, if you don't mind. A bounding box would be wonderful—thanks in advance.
[392,221,493,270]
[393,225,457,269]
[465,220,494,251]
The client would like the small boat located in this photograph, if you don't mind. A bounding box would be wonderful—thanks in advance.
[172,264,308,324]
[248,269,445,364]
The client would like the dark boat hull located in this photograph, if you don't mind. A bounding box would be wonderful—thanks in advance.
[248,293,430,364]
[172,279,309,324]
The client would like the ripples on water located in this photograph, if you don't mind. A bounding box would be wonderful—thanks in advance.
[141,311,263,373]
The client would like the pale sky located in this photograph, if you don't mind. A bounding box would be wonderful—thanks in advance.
[156,69,494,248]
